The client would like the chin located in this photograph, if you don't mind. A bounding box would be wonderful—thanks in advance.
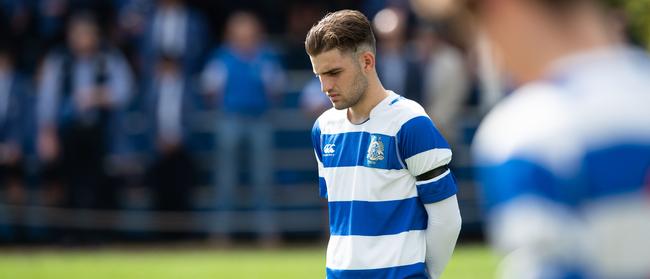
[334,102,352,110]
[331,101,347,110]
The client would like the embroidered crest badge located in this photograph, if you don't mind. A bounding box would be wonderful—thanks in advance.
[367,135,385,162]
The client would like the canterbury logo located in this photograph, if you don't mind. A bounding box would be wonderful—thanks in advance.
[323,144,336,154]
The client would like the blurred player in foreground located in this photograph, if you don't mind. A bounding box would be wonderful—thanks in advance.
[412,0,650,278]
[306,10,461,279]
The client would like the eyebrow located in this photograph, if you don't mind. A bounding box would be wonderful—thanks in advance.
[315,67,342,76]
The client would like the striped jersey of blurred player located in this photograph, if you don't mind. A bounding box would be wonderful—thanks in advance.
[305,10,462,279]
[425,0,650,278]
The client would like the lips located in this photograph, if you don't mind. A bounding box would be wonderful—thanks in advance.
[327,93,340,100]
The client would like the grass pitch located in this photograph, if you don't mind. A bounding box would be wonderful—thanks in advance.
[0,244,497,278]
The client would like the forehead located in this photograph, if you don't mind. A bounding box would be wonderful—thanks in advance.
[310,49,355,74]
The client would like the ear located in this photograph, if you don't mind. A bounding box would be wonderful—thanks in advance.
[359,51,375,73]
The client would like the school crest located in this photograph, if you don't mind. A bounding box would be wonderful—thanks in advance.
[367,135,385,163]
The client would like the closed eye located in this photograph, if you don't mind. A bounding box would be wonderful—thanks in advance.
[318,68,343,77]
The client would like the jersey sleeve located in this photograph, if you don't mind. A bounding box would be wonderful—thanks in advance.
[397,115,457,204]
[312,119,327,199]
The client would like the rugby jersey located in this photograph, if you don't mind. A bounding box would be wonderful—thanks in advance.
[473,47,650,278]
[311,91,458,279]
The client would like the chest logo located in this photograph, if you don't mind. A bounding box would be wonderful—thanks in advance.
[367,135,385,162]
[323,144,336,155]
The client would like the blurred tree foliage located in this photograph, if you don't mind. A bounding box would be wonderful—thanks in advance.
[607,0,650,49]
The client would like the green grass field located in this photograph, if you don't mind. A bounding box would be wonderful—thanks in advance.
[0,244,498,279]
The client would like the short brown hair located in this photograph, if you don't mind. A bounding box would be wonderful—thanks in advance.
[305,10,376,56]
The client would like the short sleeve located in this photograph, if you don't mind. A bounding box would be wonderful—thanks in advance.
[397,116,452,176]
[397,116,457,203]
[312,120,327,199]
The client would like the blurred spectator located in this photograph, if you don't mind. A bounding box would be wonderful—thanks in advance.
[412,24,470,145]
[35,0,69,49]
[143,55,197,216]
[201,11,285,243]
[115,0,154,42]
[138,0,208,78]
[0,0,37,74]
[373,7,424,103]
[114,0,155,64]
[36,12,133,215]
[283,2,326,70]
[0,0,31,37]
[299,76,331,119]
[0,46,29,241]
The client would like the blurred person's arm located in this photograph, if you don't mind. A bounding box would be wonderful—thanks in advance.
[425,45,469,143]
[261,54,286,104]
[0,97,22,163]
[398,114,461,278]
[1,79,26,164]
[36,54,63,160]
[200,58,227,108]
[474,35,506,114]
[98,51,134,109]
[37,55,62,130]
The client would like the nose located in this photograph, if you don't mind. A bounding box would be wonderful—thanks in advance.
[320,78,333,93]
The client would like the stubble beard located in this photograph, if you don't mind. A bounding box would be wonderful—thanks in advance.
[333,70,368,110]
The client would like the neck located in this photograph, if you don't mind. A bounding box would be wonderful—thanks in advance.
[540,5,615,75]
[347,76,388,124]
[510,3,615,82]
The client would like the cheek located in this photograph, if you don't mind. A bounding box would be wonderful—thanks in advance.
[339,75,355,90]
[352,72,366,90]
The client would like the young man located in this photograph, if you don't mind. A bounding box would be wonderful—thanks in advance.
[305,10,461,279]
[414,0,650,278]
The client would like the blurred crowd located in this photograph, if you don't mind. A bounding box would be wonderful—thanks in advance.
[0,0,499,244]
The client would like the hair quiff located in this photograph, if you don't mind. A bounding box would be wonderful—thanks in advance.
[305,9,376,56]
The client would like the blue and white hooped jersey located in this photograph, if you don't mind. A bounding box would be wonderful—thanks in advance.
[473,47,650,278]
[312,91,457,279]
